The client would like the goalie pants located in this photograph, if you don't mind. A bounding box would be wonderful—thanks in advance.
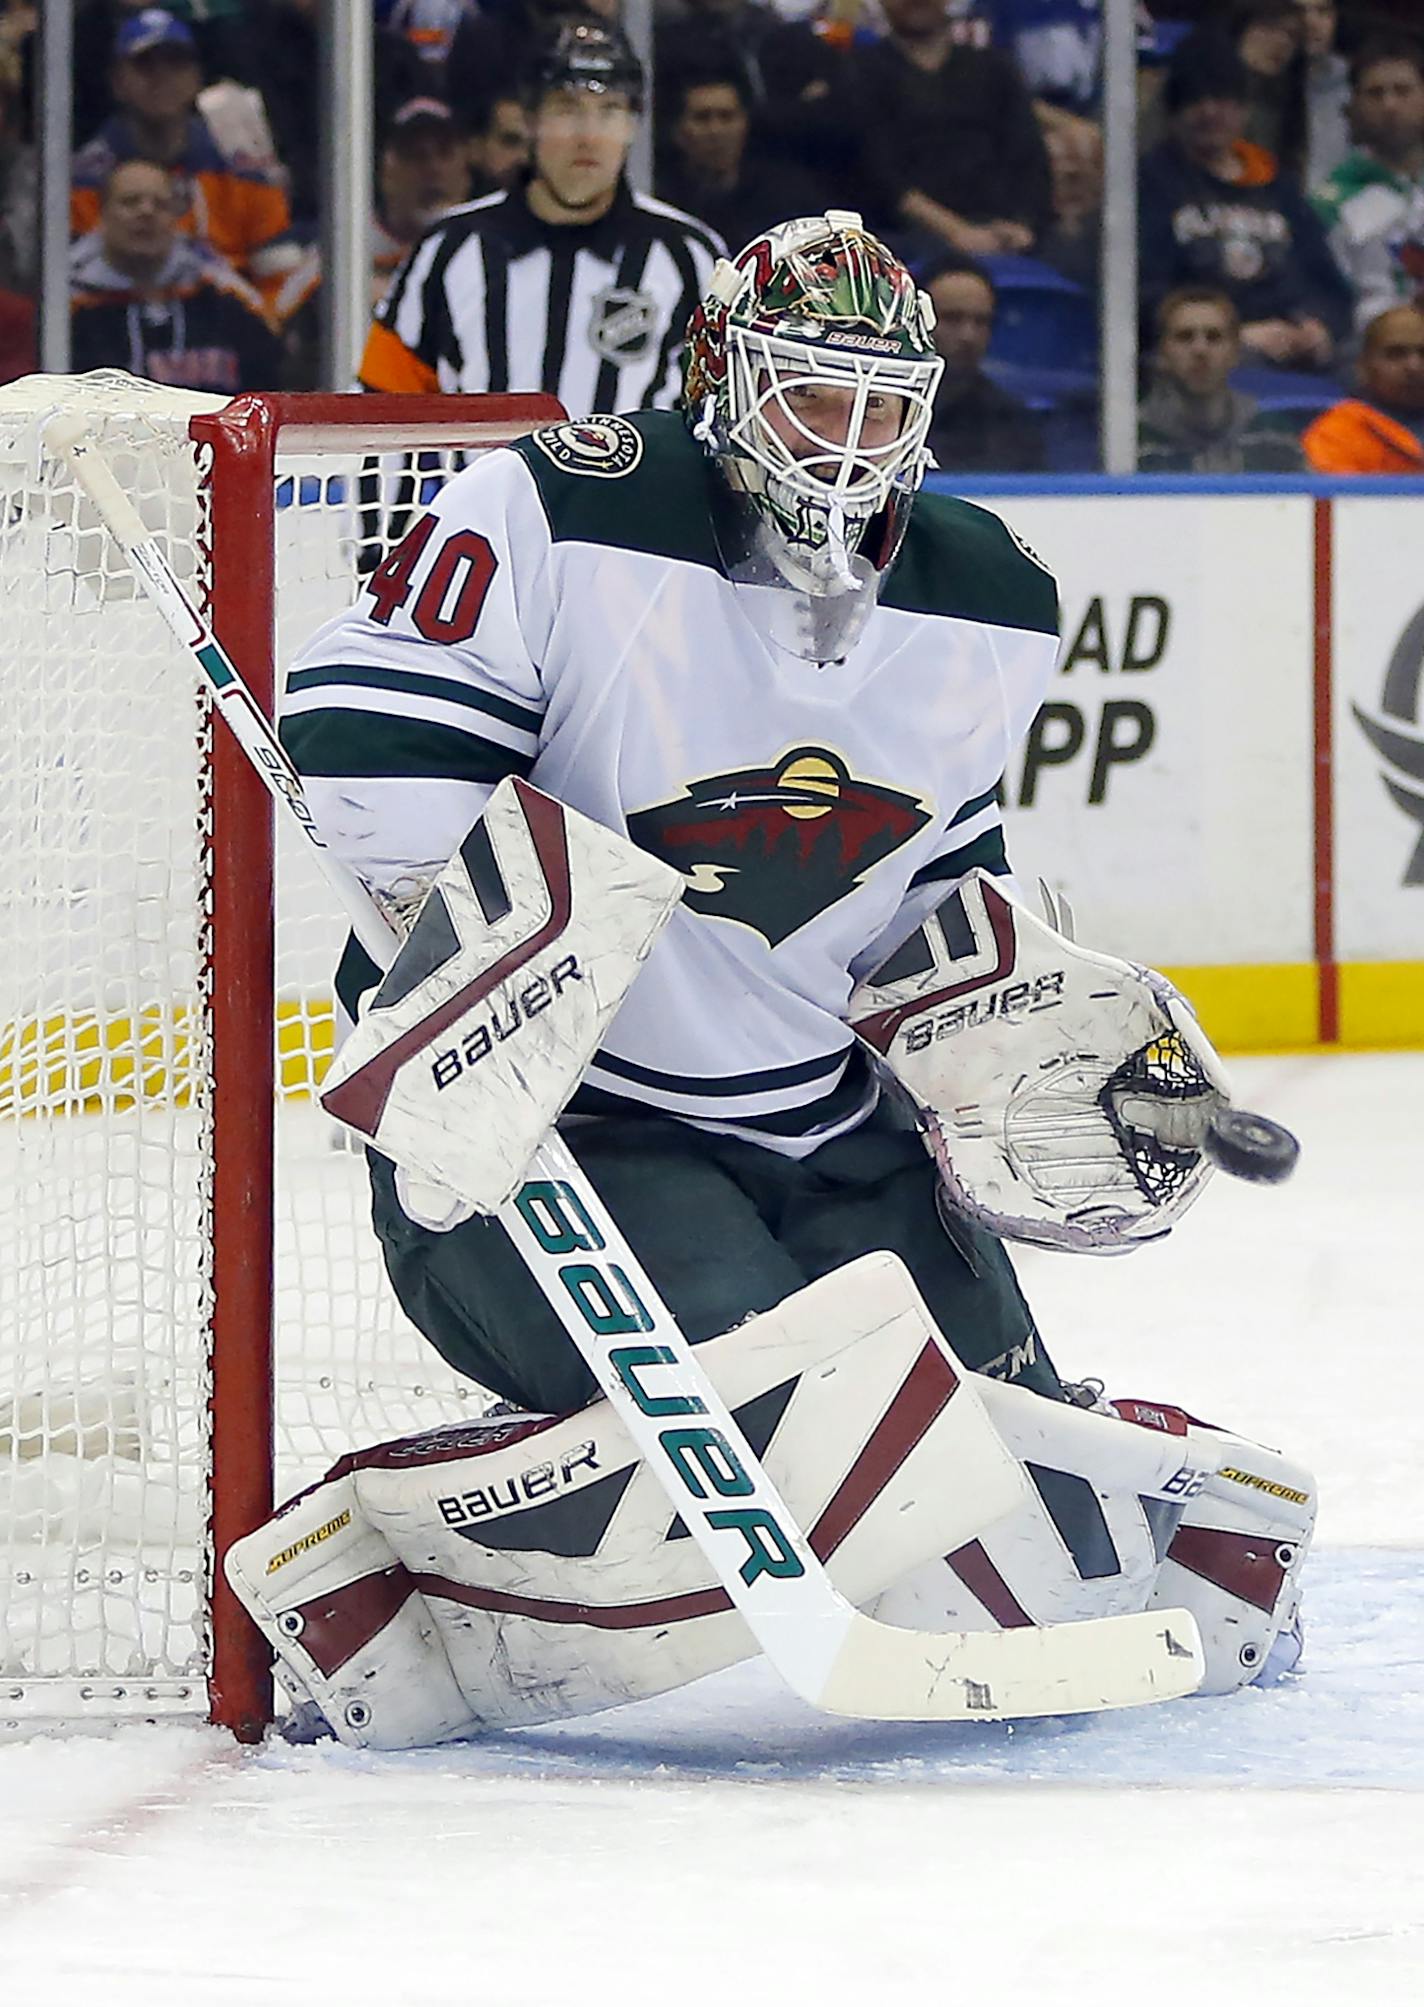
[367,1102,1061,1415]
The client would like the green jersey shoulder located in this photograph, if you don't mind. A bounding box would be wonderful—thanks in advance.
[885,490,1058,636]
[510,414,1058,638]
[510,411,720,571]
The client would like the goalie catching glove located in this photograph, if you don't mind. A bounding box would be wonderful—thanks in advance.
[848,870,1232,1253]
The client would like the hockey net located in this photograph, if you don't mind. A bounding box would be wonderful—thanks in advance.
[0,374,561,1734]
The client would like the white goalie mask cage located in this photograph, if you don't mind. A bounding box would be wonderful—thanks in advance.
[722,326,942,561]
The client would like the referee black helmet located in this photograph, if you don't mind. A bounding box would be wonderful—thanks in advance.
[527,18,645,114]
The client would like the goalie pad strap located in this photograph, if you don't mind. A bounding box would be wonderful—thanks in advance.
[1167,1526,1285,1614]
[277,1564,416,1679]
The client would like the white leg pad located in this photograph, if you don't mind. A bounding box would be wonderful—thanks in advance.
[227,1252,1037,1742]
[869,1383,1223,1634]
[1146,1424,1316,1694]
[224,1471,478,1749]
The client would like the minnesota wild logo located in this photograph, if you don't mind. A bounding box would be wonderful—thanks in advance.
[628,747,930,948]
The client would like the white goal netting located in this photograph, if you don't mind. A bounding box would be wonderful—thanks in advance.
[0,375,503,1718]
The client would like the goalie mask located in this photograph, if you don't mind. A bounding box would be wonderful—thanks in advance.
[683,211,942,662]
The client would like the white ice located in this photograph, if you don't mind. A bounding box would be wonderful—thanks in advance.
[0,1052,1420,2006]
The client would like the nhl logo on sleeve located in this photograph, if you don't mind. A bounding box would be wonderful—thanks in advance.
[532,416,645,479]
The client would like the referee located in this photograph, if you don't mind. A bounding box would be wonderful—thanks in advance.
[359,19,727,413]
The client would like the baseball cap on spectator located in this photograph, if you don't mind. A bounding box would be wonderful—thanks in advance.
[386,97,466,144]
[114,10,198,61]
[1162,31,1251,113]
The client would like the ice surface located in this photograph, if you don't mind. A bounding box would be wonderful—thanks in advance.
[0,1053,1420,2005]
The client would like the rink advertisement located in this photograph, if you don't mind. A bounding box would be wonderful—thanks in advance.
[1330,498,1424,1043]
[987,493,1317,1043]
[932,481,1422,1050]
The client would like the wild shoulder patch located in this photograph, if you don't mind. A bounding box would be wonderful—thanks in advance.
[532,416,644,479]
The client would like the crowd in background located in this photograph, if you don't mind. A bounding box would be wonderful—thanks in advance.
[0,0,1422,472]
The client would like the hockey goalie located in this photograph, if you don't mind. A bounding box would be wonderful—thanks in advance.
[226,213,1313,1748]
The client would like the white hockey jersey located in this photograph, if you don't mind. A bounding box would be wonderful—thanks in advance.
[283,412,1060,1156]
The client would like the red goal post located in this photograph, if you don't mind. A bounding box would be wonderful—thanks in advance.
[0,381,563,1740]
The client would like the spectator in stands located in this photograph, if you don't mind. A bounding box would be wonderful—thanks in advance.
[922,252,1046,472]
[277,93,486,377]
[468,96,532,200]
[71,3,246,159]
[1302,301,1424,471]
[1139,285,1305,470]
[1139,30,1350,370]
[372,97,475,305]
[234,0,423,239]
[1294,0,1350,188]
[378,0,477,89]
[71,10,300,310]
[980,0,1105,291]
[70,157,282,392]
[857,0,1053,260]
[0,41,34,294]
[989,0,1101,120]
[1036,111,1103,291]
[1234,0,1304,172]
[655,1,858,200]
[1313,36,1424,338]
[656,0,785,113]
[656,67,825,253]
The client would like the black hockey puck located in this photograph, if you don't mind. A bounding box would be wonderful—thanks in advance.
[1203,1107,1301,1185]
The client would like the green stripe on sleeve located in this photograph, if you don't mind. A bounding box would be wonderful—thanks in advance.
[945,782,1000,830]
[909,825,1009,888]
[280,710,534,783]
[286,664,543,736]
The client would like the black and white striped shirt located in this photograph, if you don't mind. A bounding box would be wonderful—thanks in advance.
[360,180,725,414]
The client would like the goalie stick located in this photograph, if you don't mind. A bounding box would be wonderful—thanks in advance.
[45,406,1206,1724]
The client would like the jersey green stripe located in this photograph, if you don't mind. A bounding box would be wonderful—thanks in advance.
[909,825,1009,888]
[571,1052,869,1137]
[884,494,1058,635]
[281,710,534,783]
[335,933,384,1023]
[590,1043,850,1098]
[287,664,543,736]
[946,782,1000,830]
